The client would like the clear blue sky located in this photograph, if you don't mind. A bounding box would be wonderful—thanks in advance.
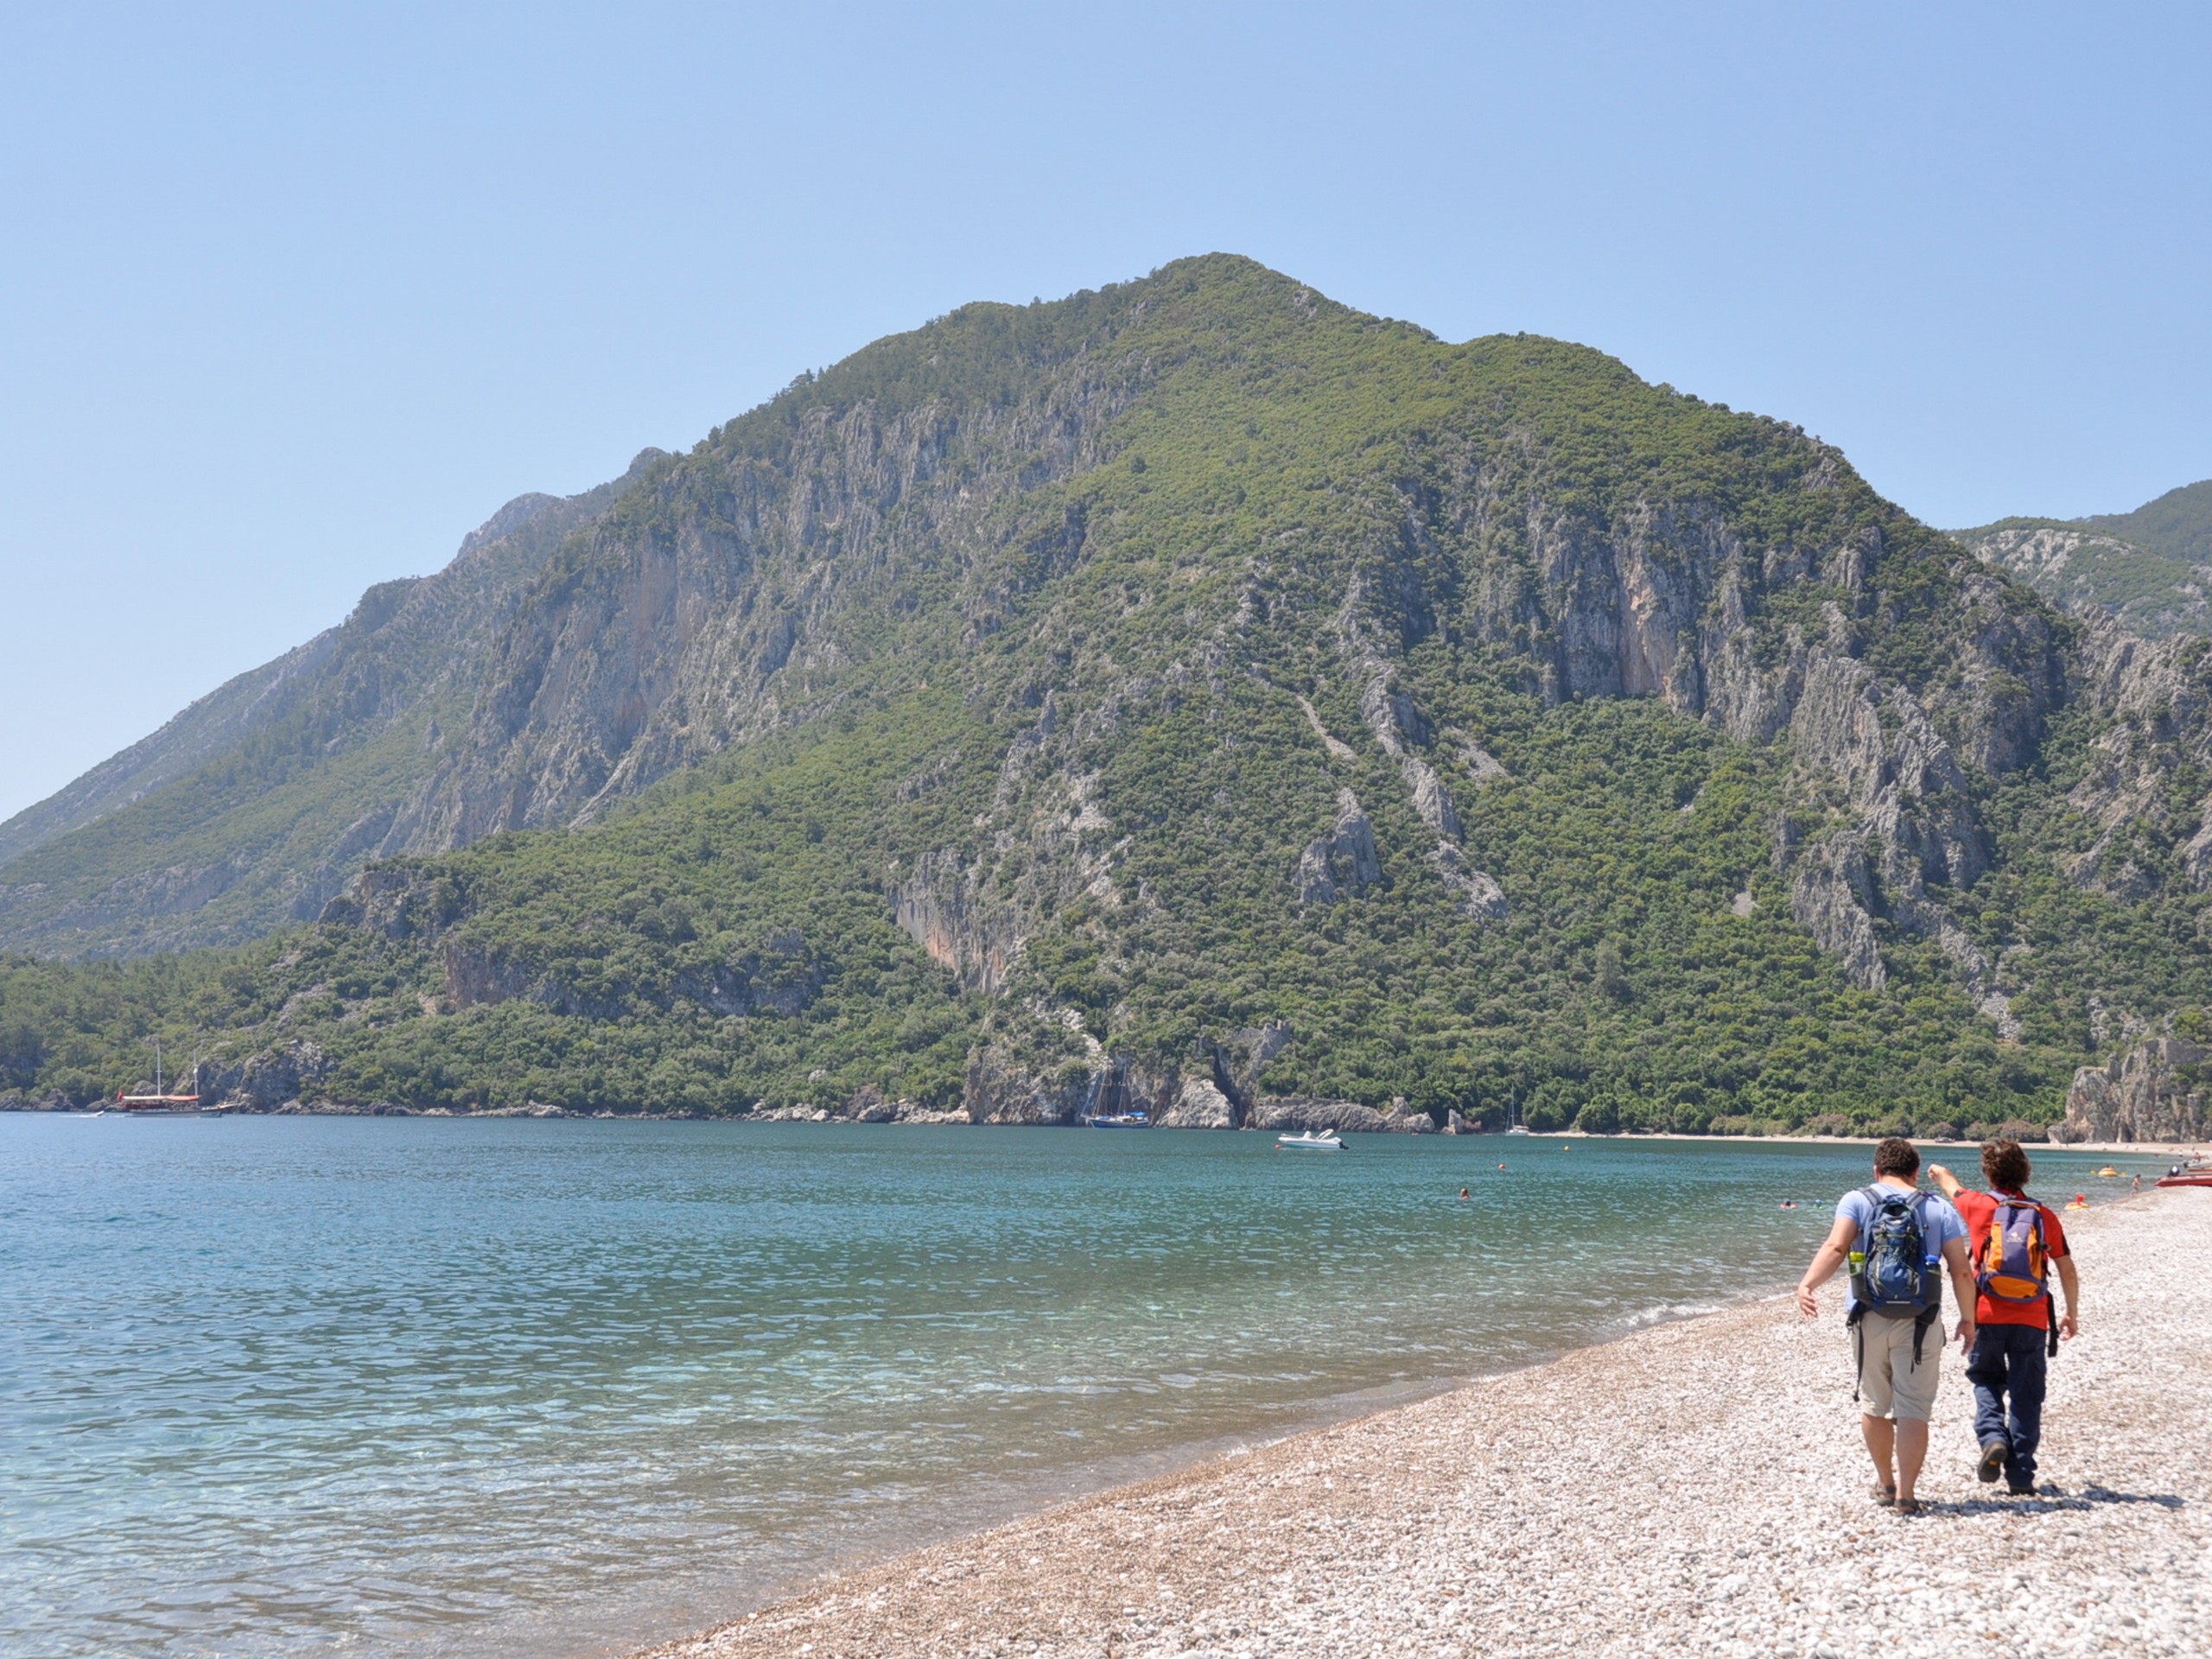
[3,2,2207,821]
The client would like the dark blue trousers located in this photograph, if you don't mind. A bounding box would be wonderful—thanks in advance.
[1967,1322,2048,1488]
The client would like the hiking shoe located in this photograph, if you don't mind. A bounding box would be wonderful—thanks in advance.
[1977,1440,2009,1484]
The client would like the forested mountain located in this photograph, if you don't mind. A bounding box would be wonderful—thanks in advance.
[7,257,2212,1138]
[1956,480,2212,640]
[2083,479,2212,562]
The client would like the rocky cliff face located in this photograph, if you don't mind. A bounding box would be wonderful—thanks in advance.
[2059,620,2212,900]
[386,344,1146,855]
[2056,1035,2209,1143]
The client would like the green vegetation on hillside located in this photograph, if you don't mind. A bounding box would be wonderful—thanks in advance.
[0,711,2024,1133]
[15,665,2200,1135]
[2084,479,2212,563]
[1957,480,2212,640]
[7,258,2209,1135]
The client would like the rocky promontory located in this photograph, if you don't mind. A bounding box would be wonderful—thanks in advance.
[2057,1033,2210,1142]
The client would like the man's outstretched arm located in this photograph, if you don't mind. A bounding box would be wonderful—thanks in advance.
[1796,1216,1857,1319]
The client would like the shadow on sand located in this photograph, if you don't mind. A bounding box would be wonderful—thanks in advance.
[1936,1484,2186,1517]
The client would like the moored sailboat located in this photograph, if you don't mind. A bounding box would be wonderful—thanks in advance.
[114,1038,201,1113]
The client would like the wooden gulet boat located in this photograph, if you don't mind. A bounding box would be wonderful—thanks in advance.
[115,1038,202,1113]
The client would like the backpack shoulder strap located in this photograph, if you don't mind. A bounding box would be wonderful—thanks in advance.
[1851,1185,1882,1247]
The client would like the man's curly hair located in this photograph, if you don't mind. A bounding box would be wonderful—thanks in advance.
[1981,1139,2032,1193]
[1874,1136,1921,1178]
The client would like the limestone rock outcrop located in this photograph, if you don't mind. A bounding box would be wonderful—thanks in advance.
[1294,791,1382,904]
[1155,1078,1236,1128]
[1248,1096,1436,1135]
[891,849,1025,995]
[196,1040,333,1111]
[961,1046,1180,1127]
[2055,1037,2209,1143]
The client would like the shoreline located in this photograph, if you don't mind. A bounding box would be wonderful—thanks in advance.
[15,1104,2202,1161]
[634,1190,2209,1659]
[582,1274,1795,1656]
[1559,1128,2209,1157]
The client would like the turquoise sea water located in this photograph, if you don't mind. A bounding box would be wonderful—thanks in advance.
[0,1116,2155,1658]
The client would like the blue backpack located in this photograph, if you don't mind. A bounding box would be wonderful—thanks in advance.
[1852,1187,1940,1316]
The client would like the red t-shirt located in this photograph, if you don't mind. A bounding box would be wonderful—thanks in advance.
[1953,1189,2070,1328]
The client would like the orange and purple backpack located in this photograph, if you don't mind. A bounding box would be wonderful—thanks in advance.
[1976,1196,2050,1304]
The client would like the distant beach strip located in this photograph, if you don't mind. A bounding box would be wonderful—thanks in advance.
[640,1192,2209,1659]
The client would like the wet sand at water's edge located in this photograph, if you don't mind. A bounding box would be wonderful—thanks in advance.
[636,1190,2209,1659]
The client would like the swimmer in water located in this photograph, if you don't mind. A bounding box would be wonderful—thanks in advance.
[1459,1186,1470,1200]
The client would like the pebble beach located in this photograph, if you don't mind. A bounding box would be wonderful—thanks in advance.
[638,1188,2209,1659]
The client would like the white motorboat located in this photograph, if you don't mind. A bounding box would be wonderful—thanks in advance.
[1275,1129,1345,1152]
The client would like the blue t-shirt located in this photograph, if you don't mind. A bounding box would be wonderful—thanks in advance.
[1834,1183,1966,1312]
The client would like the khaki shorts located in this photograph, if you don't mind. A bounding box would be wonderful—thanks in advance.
[1854,1312,1942,1422]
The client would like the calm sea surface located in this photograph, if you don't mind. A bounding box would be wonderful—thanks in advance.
[0,1116,2154,1657]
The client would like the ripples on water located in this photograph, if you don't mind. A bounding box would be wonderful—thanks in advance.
[0,1116,2149,1657]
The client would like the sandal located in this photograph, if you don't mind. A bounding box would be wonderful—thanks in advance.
[1895,1497,1923,1516]
[1871,1482,1897,1507]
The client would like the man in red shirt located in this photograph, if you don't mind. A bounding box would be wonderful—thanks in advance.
[1930,1141,2082,1495]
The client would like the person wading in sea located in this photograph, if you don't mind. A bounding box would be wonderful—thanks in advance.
[1929,1141,2080,1496]
[1796,1138,1977,1515]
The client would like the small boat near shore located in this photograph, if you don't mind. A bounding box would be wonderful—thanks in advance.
[1082,1111,1149,1128]
[1276,1130,1345,1152]
[2156,1156,2212,1189]
[113,1090,202,1114]
[114,1038,200,1113]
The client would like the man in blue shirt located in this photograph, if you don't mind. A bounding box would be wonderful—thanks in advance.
[1796,1137,1977,1514]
